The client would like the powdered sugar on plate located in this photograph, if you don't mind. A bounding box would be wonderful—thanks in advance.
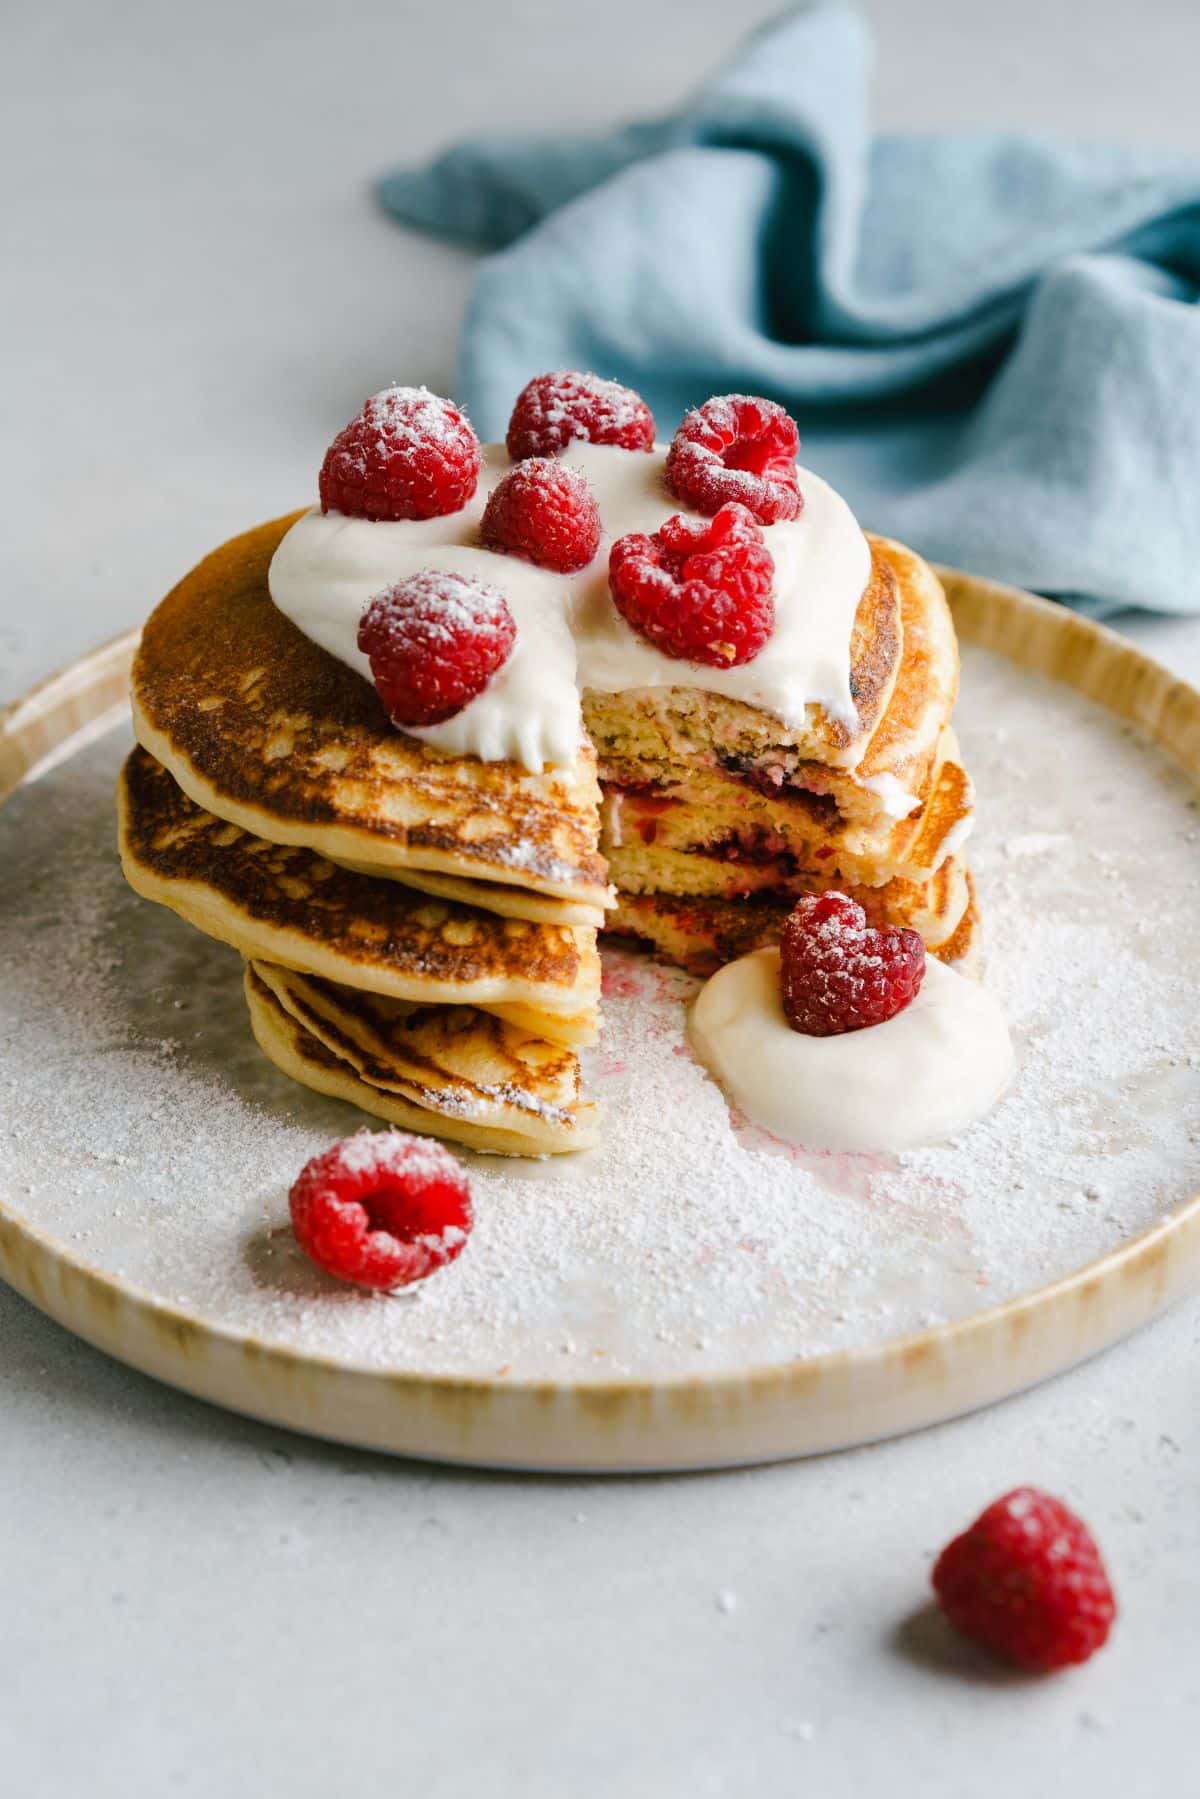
[1,643,1198,1382]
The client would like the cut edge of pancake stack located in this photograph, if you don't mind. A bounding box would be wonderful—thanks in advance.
[118,379,980,1159]
[590,533,978,976]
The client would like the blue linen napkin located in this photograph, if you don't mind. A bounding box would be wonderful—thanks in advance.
[378,2,1200,615]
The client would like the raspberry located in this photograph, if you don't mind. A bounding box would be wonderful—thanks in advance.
[608,503,775,667]
[288,1131,473,1292]
[358,571,516,727]
[506,370,655,460]
[665,394,803,524]
[319,386,481,522]
[481,458,602,572]
[933,1489,1117,1671]
[778,891,924,1036]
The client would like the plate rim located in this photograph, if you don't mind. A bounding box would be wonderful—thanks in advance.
[2,568,1199,1469]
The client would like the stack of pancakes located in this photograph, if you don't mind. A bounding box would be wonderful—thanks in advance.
[119,516,606,1155]
[587,534,976,973]
[119,509,976,1157]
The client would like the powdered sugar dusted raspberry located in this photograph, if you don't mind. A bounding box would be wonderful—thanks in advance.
[608,502,775,666]
[289,1130,473,1291]
[480,458,601,572]
[779,892,925,1036]
[507,371,655,460]
[933,1488,1117,1670]
[330,1128,459,1183]
[358,571,516,727]
[319,386,481,522]
[665,395,803,524]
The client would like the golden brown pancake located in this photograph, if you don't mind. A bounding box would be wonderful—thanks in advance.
[794,536,960,822]
[244,967,590,1157]
[130,514,611,919]
[585,536,956,832]
[327,858,606,928]
[249,961,597,1153]
[582,539,903,790]
[600,734,972,898]
[118,747,598,1043]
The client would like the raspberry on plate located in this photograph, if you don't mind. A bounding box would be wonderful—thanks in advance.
[289,1131,474,1292]
[506,370,655,460]
[665,394,803,524]
[481,458,601,572]
[933,1488,1117,1671]
[319,385,481,522]
[358,571,516,727]
[779,891,925,1036]
[608,502,775,667]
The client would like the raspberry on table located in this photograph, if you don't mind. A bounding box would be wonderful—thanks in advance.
[778,891,925,1036]
[608,502,775,667]
[319,385,481,521]
[357,570,516,727]
[665,394,803,525]
[288,1131,474,1292]
[481,458,602,572]
[932,1488,1117,1671]
[506,370,656,460]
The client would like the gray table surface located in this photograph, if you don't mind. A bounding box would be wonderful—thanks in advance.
[4,3,1199,1793]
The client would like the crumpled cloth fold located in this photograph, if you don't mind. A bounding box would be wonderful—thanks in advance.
[379,2,1200,613]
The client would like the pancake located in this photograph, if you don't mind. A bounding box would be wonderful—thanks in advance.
[244,967,590,1157]
[585,536,956,834]
[607,860,976,977]
[601,735,973,898]
[582,538,902,790]
[118,747,599,1044]
[327,857,607,929]
[249,962,597,1154]
[789,536,959,823]
[130,514,611,919]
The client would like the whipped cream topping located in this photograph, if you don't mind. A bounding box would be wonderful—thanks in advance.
[268,442,871,775]
[859,770,922,820]
[937,809,977,863]
[689,949,1013,1154]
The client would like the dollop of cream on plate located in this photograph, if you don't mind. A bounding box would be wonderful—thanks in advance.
[689,948,1013,1153]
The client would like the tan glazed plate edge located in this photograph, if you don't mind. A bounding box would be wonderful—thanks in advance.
[1,570,1199,1472]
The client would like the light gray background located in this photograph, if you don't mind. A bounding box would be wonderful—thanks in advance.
[4,3,1200,1794]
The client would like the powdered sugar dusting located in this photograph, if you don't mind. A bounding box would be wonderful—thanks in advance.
[535,371,649,432]
[377,568,511,635]
[507,371,656,459]
[363,385,474,454]
[325,1128,461,1184]
[2,644,1199,1382]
